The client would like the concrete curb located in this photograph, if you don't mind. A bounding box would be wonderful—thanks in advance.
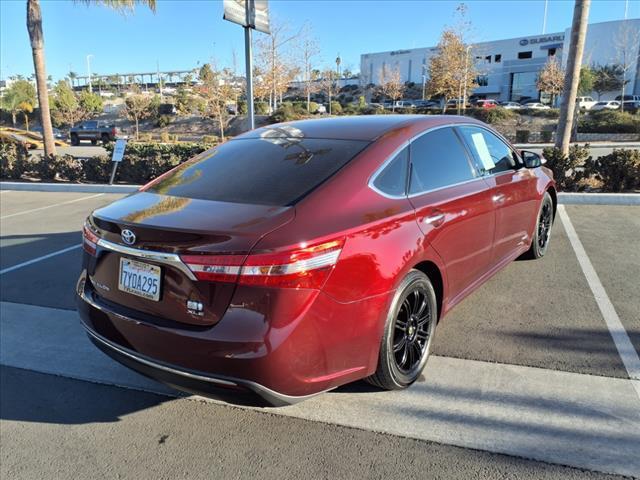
[0,182,140,194]
[2,182,639,205]
[558,192,640,205]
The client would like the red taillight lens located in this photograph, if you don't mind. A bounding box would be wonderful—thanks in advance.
[181,237,345,289]
[82,224,99,256]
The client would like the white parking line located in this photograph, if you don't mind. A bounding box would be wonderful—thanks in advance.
[558,205,640,398]
[0,244,81,275]
[0,193,104,220]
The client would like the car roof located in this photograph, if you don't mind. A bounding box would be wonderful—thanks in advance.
[234,115,481,142]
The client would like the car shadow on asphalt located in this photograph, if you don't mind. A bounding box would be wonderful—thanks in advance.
[0,365,169,425]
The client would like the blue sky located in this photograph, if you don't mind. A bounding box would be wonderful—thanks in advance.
[1,0,638,81]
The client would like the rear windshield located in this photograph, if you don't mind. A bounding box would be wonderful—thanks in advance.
[147,137,369,206]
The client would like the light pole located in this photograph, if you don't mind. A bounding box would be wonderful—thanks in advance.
[421,62,427,100]
[86,54,93,93]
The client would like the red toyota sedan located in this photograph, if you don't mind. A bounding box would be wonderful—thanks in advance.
[77,115,556,406]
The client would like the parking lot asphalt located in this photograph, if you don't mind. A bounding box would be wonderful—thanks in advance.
[1,190,639,478]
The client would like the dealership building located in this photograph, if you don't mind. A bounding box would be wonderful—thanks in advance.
[360,19,640,103]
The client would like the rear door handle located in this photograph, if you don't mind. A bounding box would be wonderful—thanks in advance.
[424,212,445,227]
[492,193,506,204]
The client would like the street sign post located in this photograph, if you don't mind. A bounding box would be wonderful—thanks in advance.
[109,138,127,185]
[223,0,270,131]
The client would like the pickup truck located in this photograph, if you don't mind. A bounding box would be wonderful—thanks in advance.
[69,120,119,145]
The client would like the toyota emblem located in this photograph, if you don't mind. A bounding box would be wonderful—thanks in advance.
[121,229,136,245]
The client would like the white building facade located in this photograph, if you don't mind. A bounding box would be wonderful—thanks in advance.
[360,19,640,103]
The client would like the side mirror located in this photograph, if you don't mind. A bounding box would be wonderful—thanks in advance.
[521,150,544,168]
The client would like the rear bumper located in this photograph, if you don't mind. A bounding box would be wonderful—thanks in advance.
[84,325,316,407]
[76,270,391,405]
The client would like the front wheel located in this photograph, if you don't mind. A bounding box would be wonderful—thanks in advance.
[70,134,79,146]
[366,270,438,390]
[525,192,554,259]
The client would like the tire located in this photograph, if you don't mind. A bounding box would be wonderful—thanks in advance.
[525,192,554,259]
[366,269,438,390]
[70,134,79,146]
[101,133,110,145]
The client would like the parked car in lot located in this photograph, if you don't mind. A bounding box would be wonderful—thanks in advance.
[316,104,327,114]
[621,100,640,113]
[77,115,556,406]
[500,101,522,109]
[591,101,621,111]
[523,102,551,110]
[615,95,640,102]
[32,126,67,140]
[69,120,119,145]
[413,100,439,109]
[474,99,498,109]
[577,96,598,110]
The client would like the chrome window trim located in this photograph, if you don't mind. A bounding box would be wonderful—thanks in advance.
[96,237,198,281]
[367,122,522,200]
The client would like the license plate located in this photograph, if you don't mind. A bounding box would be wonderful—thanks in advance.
[118,258,161,301]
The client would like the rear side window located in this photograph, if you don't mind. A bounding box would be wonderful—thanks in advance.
[408,127,477,195]
[372,146,408,197]
[147,137,369,206]
[458,126,519,175]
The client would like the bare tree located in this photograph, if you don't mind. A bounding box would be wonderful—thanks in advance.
[378,66,405,111]
[613,20,640,111]
[255,21,300,111]
[299,25,321,112]
[123,93,157,139]
[536,58,565,107]
[319,69,338,114]
[555,0,591,155]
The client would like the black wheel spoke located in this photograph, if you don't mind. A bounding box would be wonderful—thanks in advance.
[392,285,434,374]
[393,335,406,353]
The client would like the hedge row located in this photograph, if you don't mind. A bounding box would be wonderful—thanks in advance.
[542,145,640,192]
[0,141,215,184]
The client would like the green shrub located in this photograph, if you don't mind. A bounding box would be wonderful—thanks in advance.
[308,101,319,114]
[156,115,172,128]
[34,155,58,181]
[237,99,248,115]
[469,106,515,124]
[579,110,640,134]
[541,130,553,142]
[255,102,269,115]
[0,141,32,179]
[542,144,591,191]
[522,108,560,119]
[584,148,640,192]
[160,131,170,143]
[82,156,112,183]
[202,135,219,144]
[269,103,301,123]
[55,155,84,182]
[515,130,530,143]
[330,101,342,114]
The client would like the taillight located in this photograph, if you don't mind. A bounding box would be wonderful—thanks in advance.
[181,237,345,289]
[82,223,99,256]
[111,127,117,136]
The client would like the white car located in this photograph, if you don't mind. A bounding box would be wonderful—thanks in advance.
[524,102,551,110]
[591,101,620,111]
[577,96,597,110]
[501,101,522,109]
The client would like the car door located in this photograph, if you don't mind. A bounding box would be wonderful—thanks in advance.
[407,126,495,302]
[457,125,539,265]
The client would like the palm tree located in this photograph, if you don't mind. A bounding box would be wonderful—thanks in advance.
[27,0,157,158]
[68,71,78,87]
[555,0,591,155]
